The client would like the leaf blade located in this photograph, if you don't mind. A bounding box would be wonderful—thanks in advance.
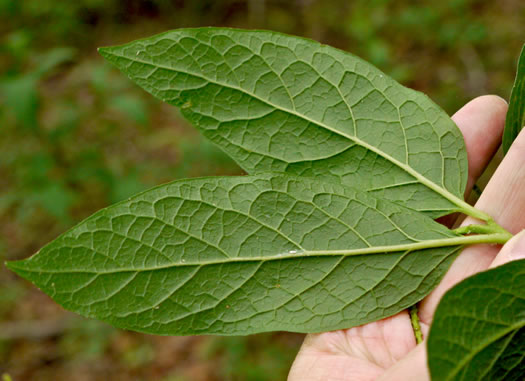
[8,173,464,335]
[503,44,525,154]
[98,28,468,217]
[427,259,525,381]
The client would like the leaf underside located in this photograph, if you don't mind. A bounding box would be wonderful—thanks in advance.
[428,259,525,381]
[99,28,468,218]
[503,44,525,154]
[8,174,462,335]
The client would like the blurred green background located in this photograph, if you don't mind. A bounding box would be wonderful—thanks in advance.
[0,1,523,380]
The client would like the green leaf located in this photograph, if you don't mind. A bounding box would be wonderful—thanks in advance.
[98,28,469,218]
[503,44,525,154]
[8,173,469,336]
[428,259,525,381]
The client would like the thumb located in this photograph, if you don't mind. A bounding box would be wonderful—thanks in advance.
[489,230,525,269]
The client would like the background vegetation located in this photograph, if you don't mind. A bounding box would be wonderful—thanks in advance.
[1,1,524,380]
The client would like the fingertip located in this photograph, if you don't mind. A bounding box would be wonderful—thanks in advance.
[475,94,508,110]
[452,95,508,132]
[453,95,509,193]
[458,94,508,113]
[478,95,508,127]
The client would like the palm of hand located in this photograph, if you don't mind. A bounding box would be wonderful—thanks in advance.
[289,96,525,381]
[290,312,417,380]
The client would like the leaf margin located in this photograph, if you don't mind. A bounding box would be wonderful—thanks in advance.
[503,44,525,154]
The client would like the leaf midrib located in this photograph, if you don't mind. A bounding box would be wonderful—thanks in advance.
[12,233,509,275]
[104,50,481,216]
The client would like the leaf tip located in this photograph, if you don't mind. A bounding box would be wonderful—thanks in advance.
[5,259,25,275]
[4,258,37,281]
[97,46,112,59]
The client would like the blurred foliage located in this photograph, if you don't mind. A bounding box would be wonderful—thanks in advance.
[1,0,524,380]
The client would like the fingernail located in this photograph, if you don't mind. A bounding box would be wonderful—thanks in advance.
[509,230,525,259]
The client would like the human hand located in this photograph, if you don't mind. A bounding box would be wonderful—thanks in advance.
[288,95,525,381]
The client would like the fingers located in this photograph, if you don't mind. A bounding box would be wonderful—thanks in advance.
[452,95,508,195]
[489,230,525,268]
[288,312,416,381]
[466,127,525,232]
[438,95,507,227]
[420,126,525,324]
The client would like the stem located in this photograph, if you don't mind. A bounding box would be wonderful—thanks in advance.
[306,232,512,257]
[454,201,492,222]
[409,304,423,344]
[454,225,495,235]
[453,219,512,238]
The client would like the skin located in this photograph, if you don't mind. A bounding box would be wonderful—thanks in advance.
[288,95,525,381]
